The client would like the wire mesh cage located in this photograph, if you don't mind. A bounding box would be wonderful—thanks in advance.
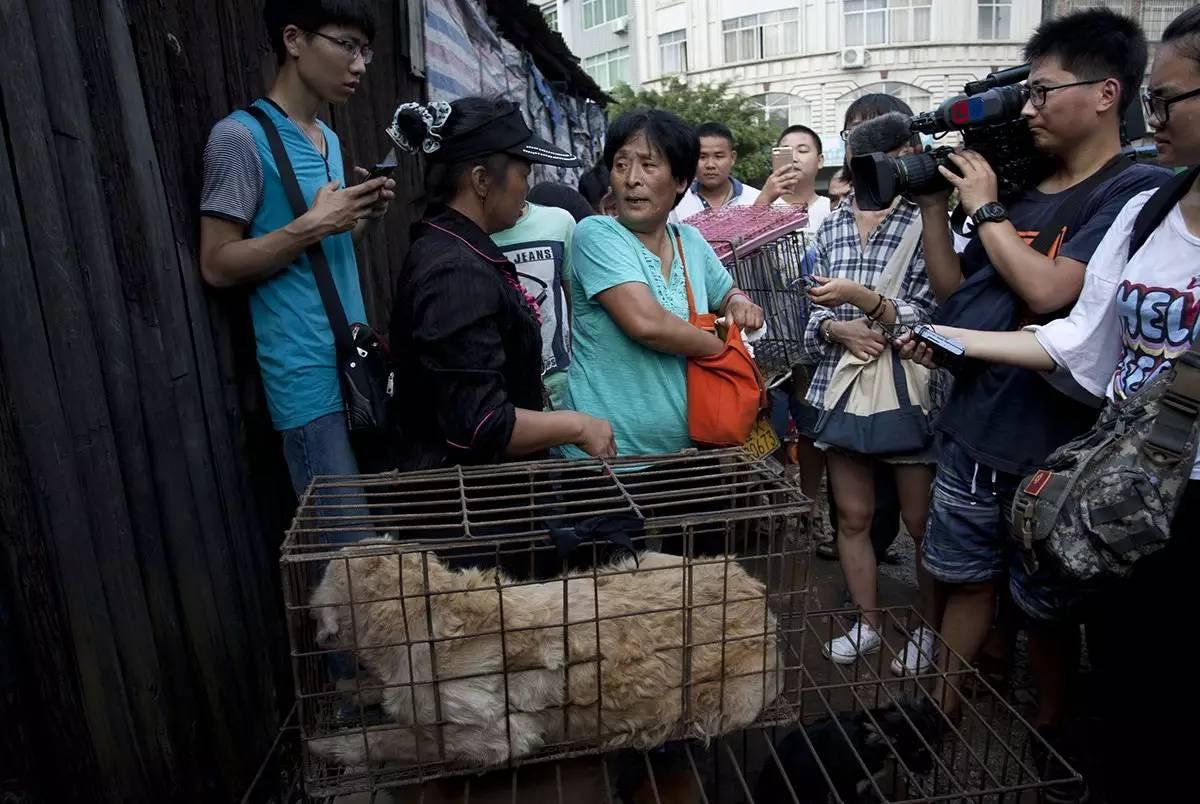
[688,205,814,384]
[250,608,1080,803]
[281,449,813,797]
[263,608,1078,804]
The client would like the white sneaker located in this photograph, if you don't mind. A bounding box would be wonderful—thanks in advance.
[890,626,937,676]
[823,620,881,664]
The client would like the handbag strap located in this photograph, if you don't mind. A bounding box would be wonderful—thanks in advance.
[873,214,923,299]
[1029,152,1133,256]
[245,103,354,361]
[673,226,700,322]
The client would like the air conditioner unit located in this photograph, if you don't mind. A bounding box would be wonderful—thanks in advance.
[839,46,870,69]
[612,16,629,35]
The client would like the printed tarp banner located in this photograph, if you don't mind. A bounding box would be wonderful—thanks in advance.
[423,0,605,180]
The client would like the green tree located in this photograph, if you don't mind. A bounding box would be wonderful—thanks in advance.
[608,78,779,188]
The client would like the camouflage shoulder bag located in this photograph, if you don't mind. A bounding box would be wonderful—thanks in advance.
[1010,168,1200,583]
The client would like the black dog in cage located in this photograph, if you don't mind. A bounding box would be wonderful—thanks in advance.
[755,698,943,804]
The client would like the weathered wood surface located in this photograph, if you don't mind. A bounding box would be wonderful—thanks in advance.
[0,1,424,801]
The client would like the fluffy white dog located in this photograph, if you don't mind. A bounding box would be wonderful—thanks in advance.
[306,548,782,768]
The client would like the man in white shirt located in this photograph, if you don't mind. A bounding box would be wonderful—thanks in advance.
[670,122,760,222]
[757,124,832,231]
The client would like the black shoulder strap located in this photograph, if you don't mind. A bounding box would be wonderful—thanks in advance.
[245,103,353,360]
[1029,152,1134,256]
[1138,166,1200,463]
[1128,166,1199,260]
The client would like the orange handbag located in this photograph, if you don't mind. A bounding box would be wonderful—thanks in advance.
[675,231,768,447]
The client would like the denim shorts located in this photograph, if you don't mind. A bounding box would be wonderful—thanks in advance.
[921,435,1084,622]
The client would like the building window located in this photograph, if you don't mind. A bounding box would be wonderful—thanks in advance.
[844,0,931,47]
[659,29,687,75]
[750,93,812,130]
[722,10,800,63]
[977,0,1011,40]
[583,0,627,30]
[584,47,631,90]
[1139,1,1191,40]
[837,81,932,123]
[540,1,558,32]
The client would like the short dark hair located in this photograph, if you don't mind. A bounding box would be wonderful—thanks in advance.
[393,96,518,205]
[844,94,915,127]
[777,125,823,155]
[1163,5,1200,64]
[603,110,699,205]
[264,0,376,64]
[1024,7,1147,114]
[696,122,735,150]
[577,163,611,208]
[527,182,595,223]
[844,94,920,148]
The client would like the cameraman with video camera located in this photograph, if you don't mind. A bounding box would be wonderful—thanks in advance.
[906,9,1170,798]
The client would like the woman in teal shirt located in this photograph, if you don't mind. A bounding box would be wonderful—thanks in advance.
[564,110,764,457]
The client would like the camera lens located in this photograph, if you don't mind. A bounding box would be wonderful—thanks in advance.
[848,153,898,211]
[850,149,954,210]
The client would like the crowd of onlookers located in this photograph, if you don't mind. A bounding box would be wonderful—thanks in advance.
[201,2,1200,801]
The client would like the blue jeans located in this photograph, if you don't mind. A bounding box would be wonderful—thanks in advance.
[281,411,370,543]
[281,411,370,681]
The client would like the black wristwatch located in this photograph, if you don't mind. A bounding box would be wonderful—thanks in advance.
[971,201,1009,228]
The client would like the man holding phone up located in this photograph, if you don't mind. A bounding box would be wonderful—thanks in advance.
[757,124,832,232]
[199,0,395,499]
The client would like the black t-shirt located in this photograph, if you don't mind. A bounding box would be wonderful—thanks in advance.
[938,163,1172,476]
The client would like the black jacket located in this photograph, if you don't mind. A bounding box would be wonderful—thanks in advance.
[389,206,545,471]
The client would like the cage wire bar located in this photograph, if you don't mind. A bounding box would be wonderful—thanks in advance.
[688,205,814,385]
[251,604,1081,803]
[282,450,815,797]
[272,443,1080,802]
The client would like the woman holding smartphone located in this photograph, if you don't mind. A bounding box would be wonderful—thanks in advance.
[896,12,1199,799]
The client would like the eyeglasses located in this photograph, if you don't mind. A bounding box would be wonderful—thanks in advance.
[1142,86,1200,124]
[1026,78,1105,109]
[307,30,374,65]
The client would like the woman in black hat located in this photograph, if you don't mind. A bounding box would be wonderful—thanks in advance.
[388,97,615,471]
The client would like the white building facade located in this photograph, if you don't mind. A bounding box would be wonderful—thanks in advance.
[631,0,1044,167]
[550,0,1187,167]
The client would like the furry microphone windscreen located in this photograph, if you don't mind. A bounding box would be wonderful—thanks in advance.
[847,112,914,156]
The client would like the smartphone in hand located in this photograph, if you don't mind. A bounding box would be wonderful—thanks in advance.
[771,146,795,173]
[911,323,966,366]
[367,149,398,182]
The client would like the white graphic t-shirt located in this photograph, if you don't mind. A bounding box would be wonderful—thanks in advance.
[1033,187,1200,478]
[491,203,576,377]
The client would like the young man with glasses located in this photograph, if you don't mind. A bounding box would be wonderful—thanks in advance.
[911,9,1170,799]
[199,0,394,500]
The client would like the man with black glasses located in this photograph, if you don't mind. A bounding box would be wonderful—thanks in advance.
[912,9,1170,800]
[199,0,393,499]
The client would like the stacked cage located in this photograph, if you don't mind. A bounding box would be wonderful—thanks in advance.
[688,205,815,387]
[282,449,813,798]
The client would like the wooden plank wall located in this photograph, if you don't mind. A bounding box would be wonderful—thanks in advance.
[0,1,424,801]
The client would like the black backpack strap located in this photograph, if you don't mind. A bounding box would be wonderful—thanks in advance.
[1138,167,1200,464]
[245,103,354,361]
[1029,152,1134,256]
[1128,166,1199,259]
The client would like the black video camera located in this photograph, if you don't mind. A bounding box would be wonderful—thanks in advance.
[851,65,1053,211]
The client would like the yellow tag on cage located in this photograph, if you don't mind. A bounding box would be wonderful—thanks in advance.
[743,417,780,460]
